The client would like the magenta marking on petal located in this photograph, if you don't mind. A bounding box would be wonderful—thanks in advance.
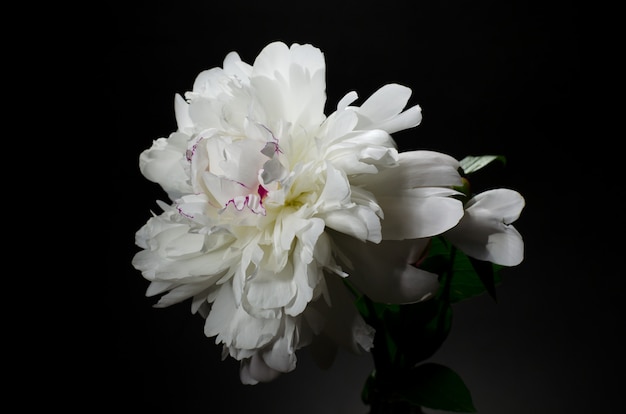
[186,138,202,162]
[224,194,266,216]
[273,142,282,154]
[175,204,194,219]
[260,124,283,154]
[257,184,269,200]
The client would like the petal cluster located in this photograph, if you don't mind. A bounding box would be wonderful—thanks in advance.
[132,41,523,384]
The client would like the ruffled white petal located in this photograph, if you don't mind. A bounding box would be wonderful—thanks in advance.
[250,41,326,131]
[205,283,281,351]
[138,132,192,200]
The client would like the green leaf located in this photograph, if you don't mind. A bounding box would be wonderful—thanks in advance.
[355,296,402,365]
[356,293,453,368]
[361,370,376,404]
[447,250,501,303]
[393,298,453,365]
[468,256,500,302]
[418,238,501,303]
[401,363,476,412]
[459,155,506,174]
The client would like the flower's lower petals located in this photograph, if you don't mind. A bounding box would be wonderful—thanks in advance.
[240,353,282,385]
[333,233,438,304]
[309,274,375,354]
[205,284,281,351]
[260,318,298,373]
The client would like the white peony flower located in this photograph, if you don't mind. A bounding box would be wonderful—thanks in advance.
[444,188,525,266]
[132,41,466,384]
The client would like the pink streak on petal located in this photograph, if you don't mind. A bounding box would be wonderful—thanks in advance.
[257,184,269,200]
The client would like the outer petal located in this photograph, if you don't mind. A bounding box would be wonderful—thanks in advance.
[250,41,326,130]
[138,132,192,200]
[360,150,464,239]
[222,51,253,84]
[308,274,375,354]
[205,283,281,351]
[174,93,193,134]
[240,353,282,385]
[332,232,439,304]
[445,188,525,266]
[358,150,463,191]
[378,188,464,239]
[353,83,422,134]
[260,317,298,373]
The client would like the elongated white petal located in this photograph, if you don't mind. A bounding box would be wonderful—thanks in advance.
[355,84,419,132]
[153,283,210,308]
[371,104,423,134]
[359,150,462,191]
[174,93,193,133]
[378,189,464,239]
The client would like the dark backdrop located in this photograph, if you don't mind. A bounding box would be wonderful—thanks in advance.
[105,1,616,413]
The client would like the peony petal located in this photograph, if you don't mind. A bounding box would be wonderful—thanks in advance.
[445,189,525,266]
[465,188,525,224]
[336,90,358,111]
[190,67,229,98]
[378,189,464,239]
[261,318,298,373]
[309,274,375,354]
[152,283,210,309]
[240,353,282,385]
[222,51,252,84]
[174,93,193,133]
[244,265,296,312]
[252,41,324,83]
[250,42,326,129]
[321,205,382,243]
[139,132,192,200]
[332,232,439,304]
[356,83,412,124]
[371,104,422,135]
[358,150,462,191]
[205,284,281,350]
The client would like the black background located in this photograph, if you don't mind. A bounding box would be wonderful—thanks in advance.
[103,1,619,413]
